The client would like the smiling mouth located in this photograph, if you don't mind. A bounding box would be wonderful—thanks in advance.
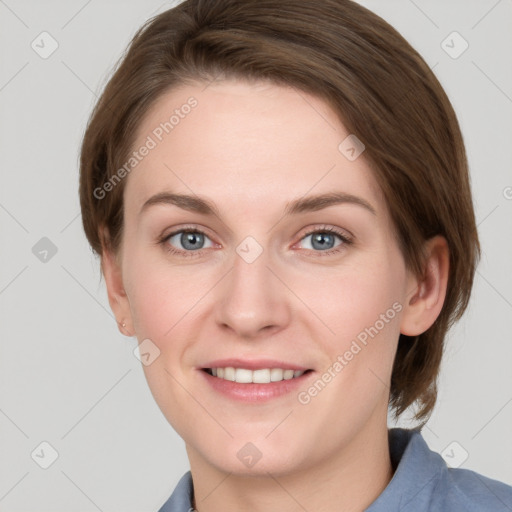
[202,367,314,384]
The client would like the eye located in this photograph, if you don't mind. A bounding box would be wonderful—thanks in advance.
[163,228,214,254]
[296,227,352,255]
[159,225,352,258]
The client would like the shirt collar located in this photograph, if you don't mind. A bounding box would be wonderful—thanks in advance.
[366,427,443,511]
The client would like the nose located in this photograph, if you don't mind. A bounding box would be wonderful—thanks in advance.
[214,247,292,339]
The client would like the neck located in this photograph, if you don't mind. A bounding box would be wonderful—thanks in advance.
[187,419,393,512]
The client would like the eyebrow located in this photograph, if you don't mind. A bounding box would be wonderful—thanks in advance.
[139,191,376,217]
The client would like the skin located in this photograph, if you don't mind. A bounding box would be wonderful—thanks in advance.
[102,79,449,512]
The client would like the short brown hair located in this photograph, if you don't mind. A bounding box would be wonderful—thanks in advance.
[79,0,480,425]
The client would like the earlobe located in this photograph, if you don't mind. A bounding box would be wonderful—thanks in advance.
[100,230,134,337]
[400,236,450,336]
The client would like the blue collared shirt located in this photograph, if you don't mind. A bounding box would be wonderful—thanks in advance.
[158,427,512,511]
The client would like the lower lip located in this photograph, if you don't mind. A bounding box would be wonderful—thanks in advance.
[200,370,314,402]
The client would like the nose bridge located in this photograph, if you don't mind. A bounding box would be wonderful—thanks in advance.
[214,239,291,337]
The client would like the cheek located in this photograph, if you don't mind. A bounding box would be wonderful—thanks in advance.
[301,258,404,390]
[124,250,206,342]
[124,255,208,432]
[303,259,403,340]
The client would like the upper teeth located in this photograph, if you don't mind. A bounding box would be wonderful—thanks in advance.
[211,367,305,383]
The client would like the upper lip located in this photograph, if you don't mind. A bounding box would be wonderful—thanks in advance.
[200,358,312,371]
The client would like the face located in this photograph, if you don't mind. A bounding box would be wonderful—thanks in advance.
[112,79,417,476]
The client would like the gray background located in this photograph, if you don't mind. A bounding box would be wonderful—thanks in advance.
[0,0,511,510]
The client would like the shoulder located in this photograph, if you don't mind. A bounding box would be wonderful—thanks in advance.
[432,465,512,511]
[368,428,512,512]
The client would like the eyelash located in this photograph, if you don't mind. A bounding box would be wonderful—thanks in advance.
[158,224,353,259]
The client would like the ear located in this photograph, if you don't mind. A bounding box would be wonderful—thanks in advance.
[400,235,450,336]
[100,228,134,337]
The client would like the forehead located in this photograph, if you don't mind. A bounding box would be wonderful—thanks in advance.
[124,79,384,214]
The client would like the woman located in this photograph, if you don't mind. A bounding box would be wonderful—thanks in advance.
[79,0,512,510]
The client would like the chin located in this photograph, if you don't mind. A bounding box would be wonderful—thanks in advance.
[197,438,311,478]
